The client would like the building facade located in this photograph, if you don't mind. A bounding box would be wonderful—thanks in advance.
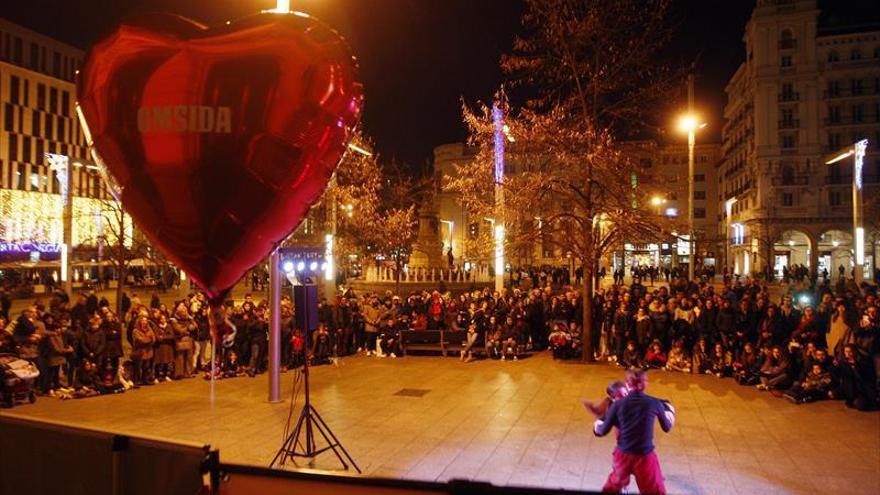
[629,142,722,271]
[721,0,880,280]
[0,18,117,278]
[434,140,721,271]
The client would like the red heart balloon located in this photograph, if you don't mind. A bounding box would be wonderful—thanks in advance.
[77,12,363,301]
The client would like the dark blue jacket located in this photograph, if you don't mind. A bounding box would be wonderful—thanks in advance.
[594,390,674,455]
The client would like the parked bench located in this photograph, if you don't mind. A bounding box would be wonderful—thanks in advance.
[400,330,445,356]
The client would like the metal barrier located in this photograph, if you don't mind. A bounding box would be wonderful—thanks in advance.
[0,415,599,495]
[0,415,215,495]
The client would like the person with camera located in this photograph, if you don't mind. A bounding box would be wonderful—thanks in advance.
[593,369,675,494]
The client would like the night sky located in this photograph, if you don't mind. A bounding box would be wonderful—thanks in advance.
[3,1,875,167]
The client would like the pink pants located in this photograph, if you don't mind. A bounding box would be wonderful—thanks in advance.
[602,448,666,494]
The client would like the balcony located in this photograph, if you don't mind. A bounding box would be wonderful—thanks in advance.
[772,176,809,186]
[778,119,799,129]
[823,115,878,126]
[778,39,798,50]
[825,174,880,185]
[778,92,800,102]
[825,174,851,185]
[823,87,875,99]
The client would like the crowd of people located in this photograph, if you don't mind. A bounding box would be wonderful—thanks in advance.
[589,275,879,410]
[0,269,877,411]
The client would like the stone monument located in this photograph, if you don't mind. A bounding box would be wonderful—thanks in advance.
[409,190,445,269]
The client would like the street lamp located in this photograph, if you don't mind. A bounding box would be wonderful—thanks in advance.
[725,198,737,274]
[825,139,870,284]
[492,102,506,292]
[677,75,707,281]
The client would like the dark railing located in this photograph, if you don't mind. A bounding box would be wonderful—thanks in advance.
[778,39,798,49]
[778,119,799,129]
[823,87,873,98]
[778,92,800,102]
[827,174,880,185]
[772,176,809,186]
[824,115,878,126]
[825,175,852,185]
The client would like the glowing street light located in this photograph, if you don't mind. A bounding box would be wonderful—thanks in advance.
[492,102,506,292]
[825,139,870,283]
[677,114,707,134]
[677,74,708,281]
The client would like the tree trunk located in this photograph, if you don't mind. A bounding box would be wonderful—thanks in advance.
[395,257,401,296]
[115,213,127,316]
[116,262,126,316]
[581,259,595,362]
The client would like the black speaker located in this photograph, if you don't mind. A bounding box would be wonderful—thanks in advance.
[294,285,319,332]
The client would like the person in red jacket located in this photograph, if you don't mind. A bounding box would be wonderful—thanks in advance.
[594,369,675,494]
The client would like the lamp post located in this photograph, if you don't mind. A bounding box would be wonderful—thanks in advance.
[47,153,73,297]
[825,139,869,284]
[677,74,706,282]
[492,102,506,292]
[724,198,737,277]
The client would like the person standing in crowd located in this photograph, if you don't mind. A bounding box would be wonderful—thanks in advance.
[172,303,196,379]
[131,316,156,386]
[153,313,175,382]
[82,315,106,371]
[193,303,211,372]
[101,309,124,375]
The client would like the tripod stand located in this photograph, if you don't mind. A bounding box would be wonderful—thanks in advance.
[270,287,359,472]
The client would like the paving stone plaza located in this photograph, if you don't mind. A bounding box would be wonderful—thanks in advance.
[4,352,878,494]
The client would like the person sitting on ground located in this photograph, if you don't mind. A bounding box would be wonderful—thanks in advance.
[95,361,125,395]
[568,320,582,358]
[733,342,762,385]
[549,322,571,360]
[485,316,503,360]
[500,316,519,361]
[460,322,480,363]
[664,339,691,373]
[644,340,667,369]
[312,323,333,363]
[222,350,243,378]
[288,328,305,369]
[710,342,733,377]
[783,363,833,404]
[834,344,877,411]
[757,345,791,391]
[692,337,712,375]
[621,341,643,369]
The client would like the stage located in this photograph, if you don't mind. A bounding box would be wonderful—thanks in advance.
[3,353,877,494]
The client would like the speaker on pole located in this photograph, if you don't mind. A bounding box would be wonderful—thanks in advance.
[294,285,319,333]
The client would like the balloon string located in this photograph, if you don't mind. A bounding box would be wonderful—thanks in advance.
[208,303,222,448]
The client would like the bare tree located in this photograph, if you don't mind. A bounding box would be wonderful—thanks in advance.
[451,0,682,361]
[78,199,152,315]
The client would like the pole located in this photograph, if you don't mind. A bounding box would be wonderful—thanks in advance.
[63,160,73,297]
[852,139,868,285]
[268,248,281,403]
[324,181,337,299]
[687,73,696,282]
[492,103,505,293]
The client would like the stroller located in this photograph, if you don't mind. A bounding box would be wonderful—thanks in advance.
[0,354,40,408]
